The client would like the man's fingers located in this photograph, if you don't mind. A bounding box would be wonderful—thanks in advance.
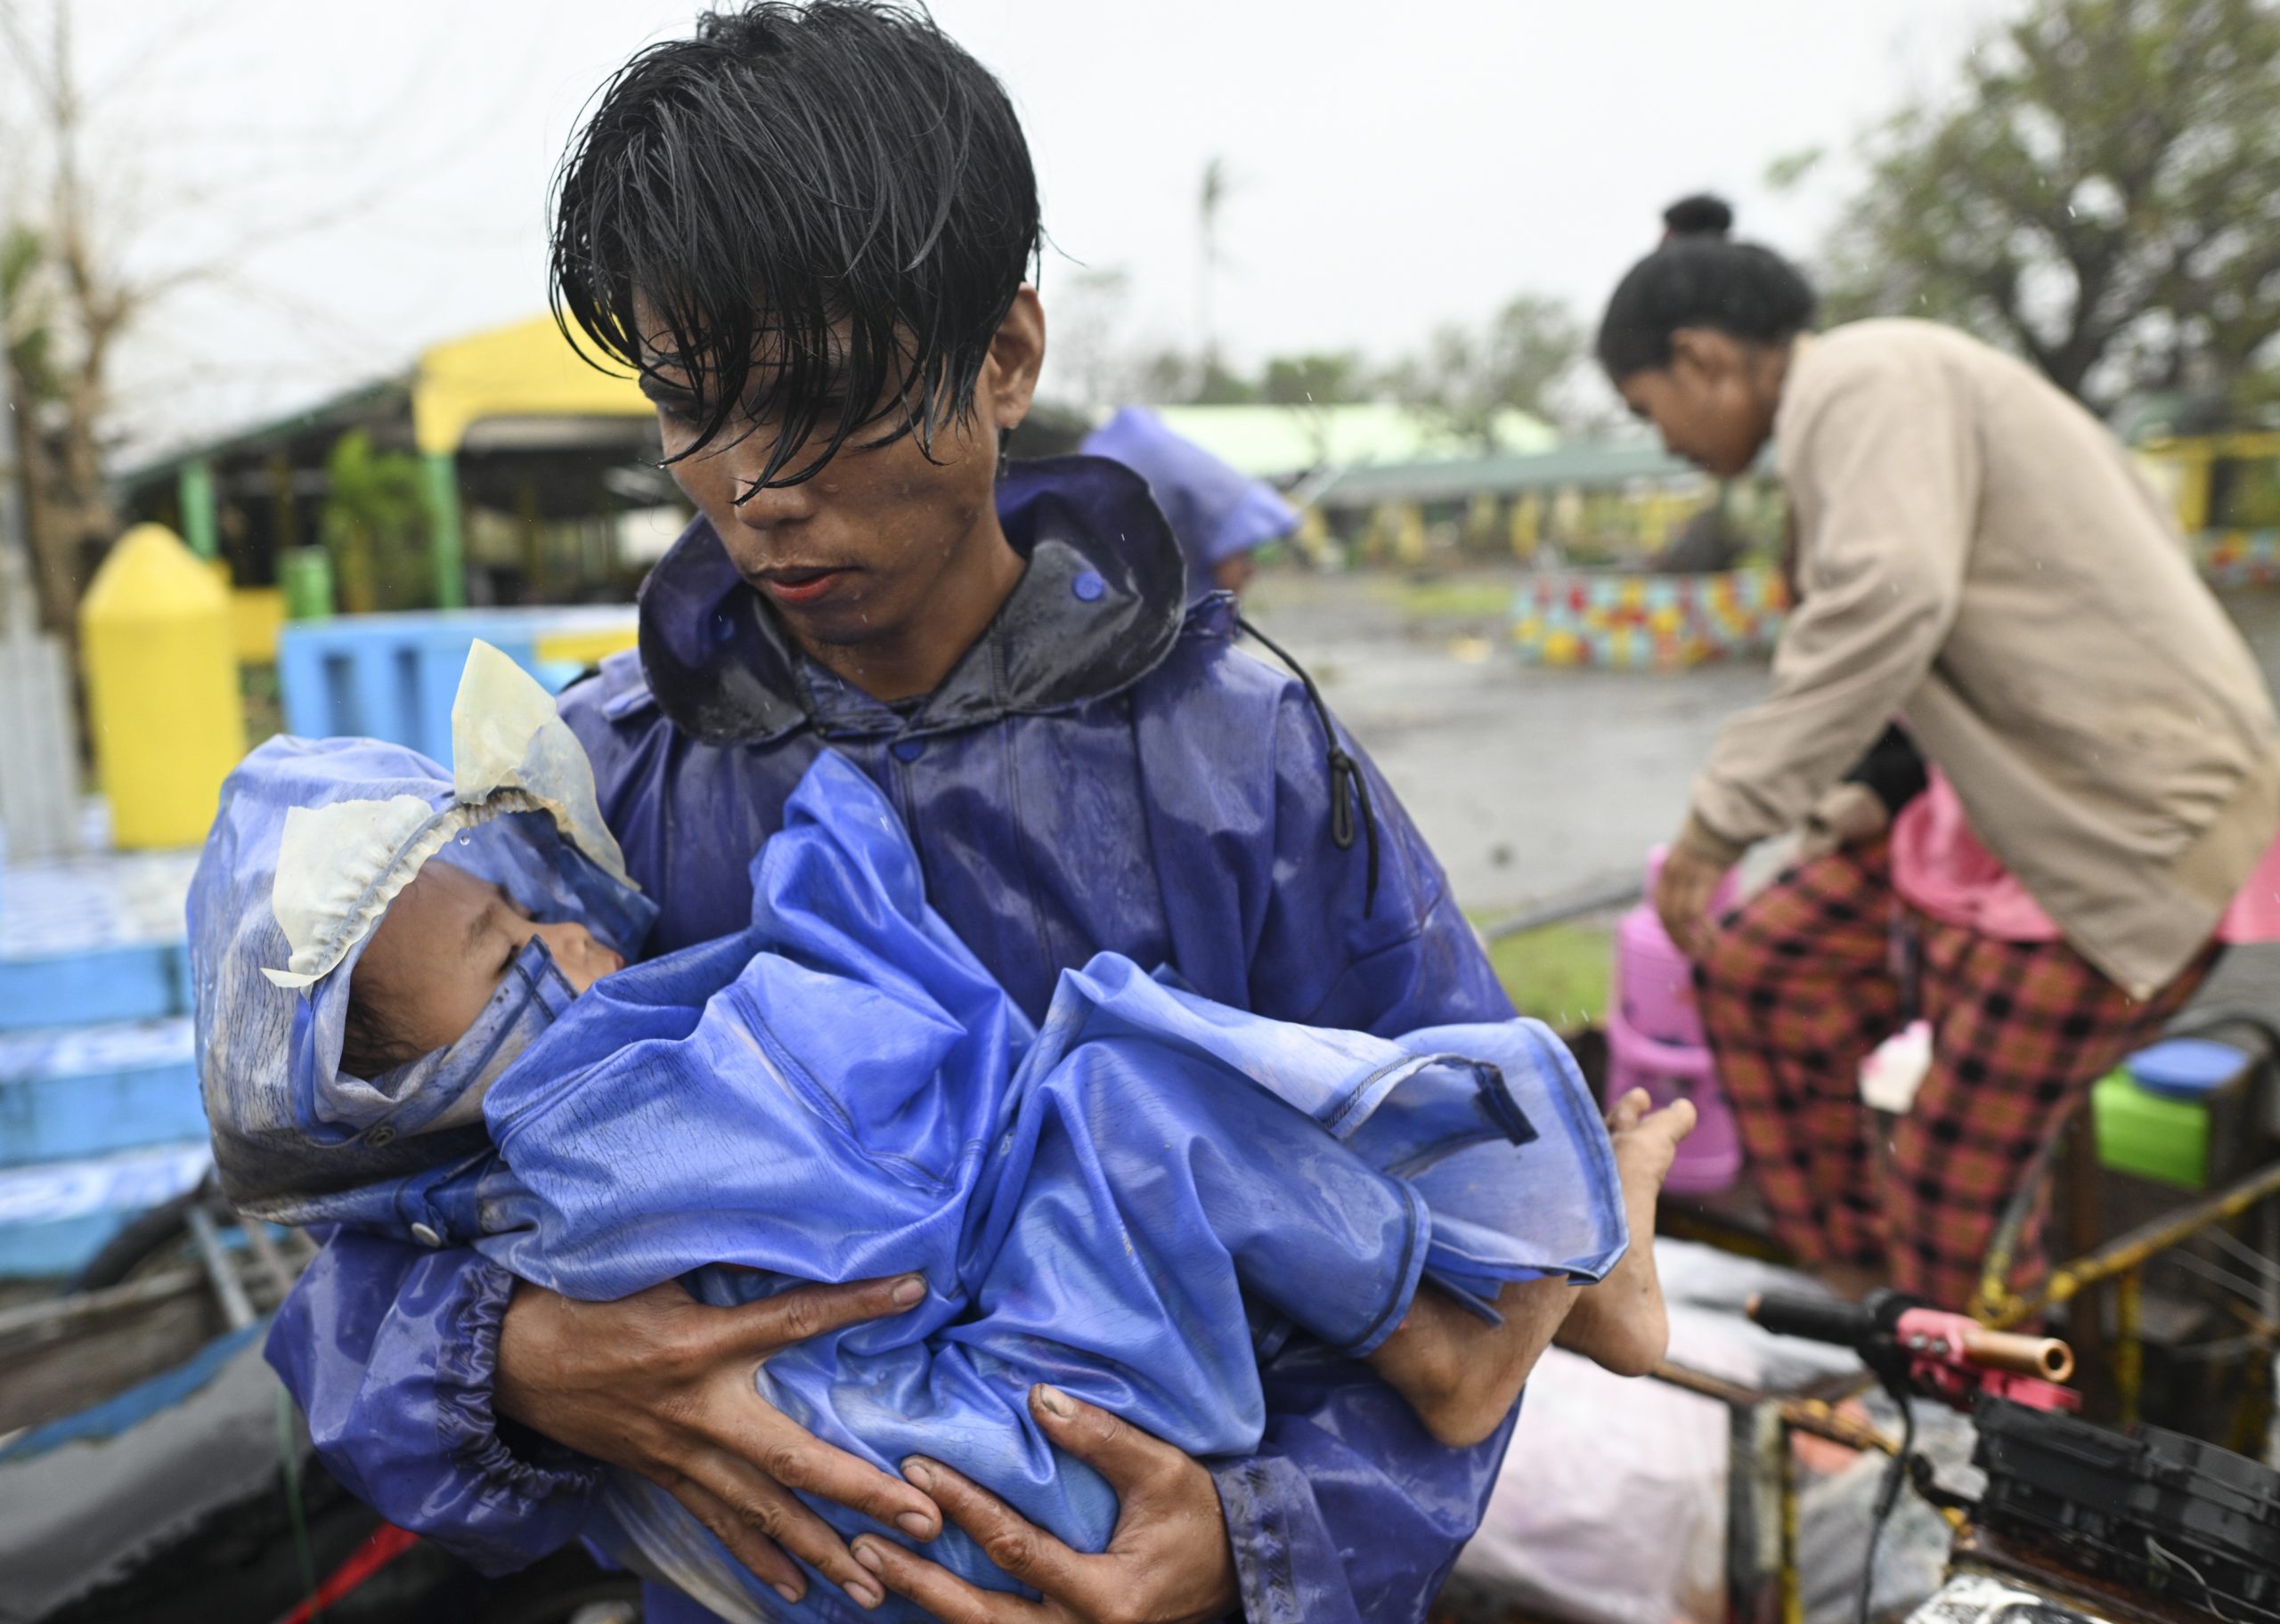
[851,1533,1051,1624]
[710,1401,940,1539]
[667,1476,809,1605]
[686,1449,888,1610]
[901,1453,1089,1600]
[1026,1384,1180,1496]
[703,1274,927,1362]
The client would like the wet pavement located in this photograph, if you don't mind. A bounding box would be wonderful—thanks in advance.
[1243,569,1767,914]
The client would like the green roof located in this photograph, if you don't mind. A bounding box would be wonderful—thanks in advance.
[1313,442,1710,508]
[1149,402,1558,479]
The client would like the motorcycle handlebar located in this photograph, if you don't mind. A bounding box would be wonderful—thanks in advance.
[1747,1292,1877,1349]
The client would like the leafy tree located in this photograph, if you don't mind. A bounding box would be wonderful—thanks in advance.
[1388,294,1583,451]
[1188,358,1259,406]
[320,431,429,614]
[1259,352,1367,407]
[1822,0,2280,411]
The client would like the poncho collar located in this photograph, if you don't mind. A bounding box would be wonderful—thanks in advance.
[636,455,1188,747]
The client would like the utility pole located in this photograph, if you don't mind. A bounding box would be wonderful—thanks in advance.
[1197,156,1230,385]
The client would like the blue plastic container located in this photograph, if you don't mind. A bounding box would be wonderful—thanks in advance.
[274,607,636,759]
[2123,1038,2248,1100]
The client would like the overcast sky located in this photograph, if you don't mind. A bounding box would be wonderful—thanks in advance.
[29,0,2006,455]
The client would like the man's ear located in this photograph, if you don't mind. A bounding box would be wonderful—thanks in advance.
[982,285,1045,431]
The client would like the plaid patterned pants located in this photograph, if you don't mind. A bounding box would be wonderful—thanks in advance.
[1693,840,2217,1311]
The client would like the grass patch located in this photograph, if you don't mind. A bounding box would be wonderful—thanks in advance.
[1376,578,1517,621]
[1483,921,1612,1027]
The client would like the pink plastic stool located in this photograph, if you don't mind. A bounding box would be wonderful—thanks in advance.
[1602,849,1743,1196]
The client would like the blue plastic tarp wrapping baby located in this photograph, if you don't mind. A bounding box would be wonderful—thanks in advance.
[192,642,1626,1623]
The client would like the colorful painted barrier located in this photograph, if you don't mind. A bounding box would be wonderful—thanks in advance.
[2194,529,2280,589]
[1510,568,1789,670]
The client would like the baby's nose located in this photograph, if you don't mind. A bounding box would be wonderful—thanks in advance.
[535,921,614,989]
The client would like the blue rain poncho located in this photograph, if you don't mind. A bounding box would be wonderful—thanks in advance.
[1080,408,1298,596]
[200,644,1624,1623]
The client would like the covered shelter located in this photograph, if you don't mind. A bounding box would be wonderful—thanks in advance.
[119,315,681,615]
[1305,440,1779,568]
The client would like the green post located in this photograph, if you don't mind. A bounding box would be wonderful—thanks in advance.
[421,451,466,610]
[280,547,335,621]
[178,459,219,561]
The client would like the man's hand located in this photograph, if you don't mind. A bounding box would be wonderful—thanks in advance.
[495,1275,939,1611]
[848,1384,1238,1624]
[1654,843,1730,960]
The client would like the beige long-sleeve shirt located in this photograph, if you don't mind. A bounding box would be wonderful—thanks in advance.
[1679,320,2280,998]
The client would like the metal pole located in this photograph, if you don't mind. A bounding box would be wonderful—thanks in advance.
[1726,1398,1790,1624]
[422,451,465,610]
[183,1202,257,1331]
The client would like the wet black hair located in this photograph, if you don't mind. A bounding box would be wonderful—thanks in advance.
[550,1,1042,496]
[1595,194,1816,381]
[339,978,419,1081]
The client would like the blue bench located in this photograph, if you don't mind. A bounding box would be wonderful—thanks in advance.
[0,851,207,1276]
[0,1018,203,1167]
[0,851,198,1033]
[0,1142,210,1278]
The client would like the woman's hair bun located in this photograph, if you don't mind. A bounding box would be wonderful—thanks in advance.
[1662,194,1734,240]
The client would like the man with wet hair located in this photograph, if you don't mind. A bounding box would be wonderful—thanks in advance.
[263,6,1563,1620]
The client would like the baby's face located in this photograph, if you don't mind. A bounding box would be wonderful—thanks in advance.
[355,859,624,1056]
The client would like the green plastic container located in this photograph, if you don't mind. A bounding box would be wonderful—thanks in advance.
[2092,1070,2210,1190]
[280,546,335,621]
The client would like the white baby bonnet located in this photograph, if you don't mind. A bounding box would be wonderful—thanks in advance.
[265,639,634,990]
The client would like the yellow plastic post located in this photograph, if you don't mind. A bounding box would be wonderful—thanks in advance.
[78,524,247,849]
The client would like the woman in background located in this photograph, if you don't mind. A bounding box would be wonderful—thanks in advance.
[1600,195,2280,1309]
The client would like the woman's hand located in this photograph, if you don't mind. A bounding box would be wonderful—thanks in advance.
[849,1384,1239,1624]
[1654,844,1730,960]
[1799,781,1891,861]
[495,1275,940,1611]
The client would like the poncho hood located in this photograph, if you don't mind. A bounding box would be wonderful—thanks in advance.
[191,644,656,1217]
[1079,407,1299,594]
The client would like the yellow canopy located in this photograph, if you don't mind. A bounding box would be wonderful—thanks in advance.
[411,314,651,457]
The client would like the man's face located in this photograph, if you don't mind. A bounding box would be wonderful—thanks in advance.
[641,288,1045,661]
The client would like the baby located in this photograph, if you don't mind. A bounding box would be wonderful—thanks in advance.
[343,846,1688,1431]
[195,645,1689,1623]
